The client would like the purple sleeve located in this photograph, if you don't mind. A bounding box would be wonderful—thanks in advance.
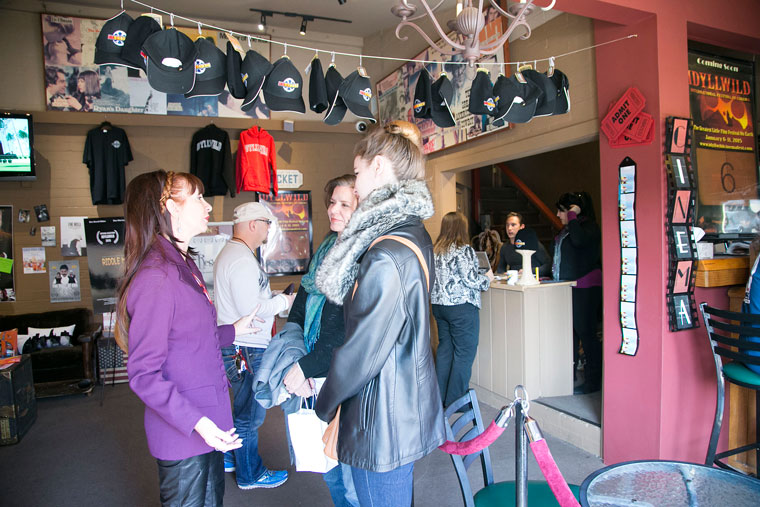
[127,267,204,436]
[218,323,235,347]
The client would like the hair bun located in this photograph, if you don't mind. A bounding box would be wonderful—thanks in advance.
[385,120,422,149]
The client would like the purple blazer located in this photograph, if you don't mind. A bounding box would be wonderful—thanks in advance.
[127,236,235,460]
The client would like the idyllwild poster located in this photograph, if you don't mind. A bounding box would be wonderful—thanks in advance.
[688,51,758,235]
[258,191,313,276]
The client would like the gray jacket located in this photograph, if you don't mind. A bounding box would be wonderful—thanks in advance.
[253,321,305,412]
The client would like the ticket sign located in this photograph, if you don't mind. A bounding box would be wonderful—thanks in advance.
[277,170,303,189]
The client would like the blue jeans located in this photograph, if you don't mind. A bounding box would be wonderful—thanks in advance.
[351,462,414,507]
[433,303,480,407]
[323,463,359,507]
[222,345,266,485]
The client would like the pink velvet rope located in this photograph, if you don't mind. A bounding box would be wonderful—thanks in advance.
[530,439,581,507]
[438,421,505,455]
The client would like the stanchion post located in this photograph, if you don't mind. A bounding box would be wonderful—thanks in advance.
[515,401,528,507]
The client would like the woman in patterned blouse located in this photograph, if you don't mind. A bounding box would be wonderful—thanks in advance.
[431,211,494,407]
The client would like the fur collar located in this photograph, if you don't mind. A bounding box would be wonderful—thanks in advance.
[316,179,434,304]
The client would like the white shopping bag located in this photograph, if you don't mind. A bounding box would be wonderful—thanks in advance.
[287,396,338,473]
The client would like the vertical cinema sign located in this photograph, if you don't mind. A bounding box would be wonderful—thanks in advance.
[665,117,699,330]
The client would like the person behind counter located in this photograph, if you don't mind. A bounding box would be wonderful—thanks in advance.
[496,212,551,276]
[115,170,263,506]
[432,211,493,408]
[553,191,602,394]
[282,174,360,506]
[314,121,446,506]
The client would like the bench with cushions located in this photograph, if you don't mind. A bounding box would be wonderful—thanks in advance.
[0,308,101,397]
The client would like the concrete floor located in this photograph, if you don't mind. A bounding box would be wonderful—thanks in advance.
[0,384,604,506]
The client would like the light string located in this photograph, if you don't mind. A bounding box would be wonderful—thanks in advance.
[127,0,636,68]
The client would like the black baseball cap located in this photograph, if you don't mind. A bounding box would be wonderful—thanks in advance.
[514,227,540,252]
[549,69,570,115]
[94,11,134,67]
[121,15,161,70]
[492,74,542,124]
[468,68,497,115]
[413,68,432,119]
[226,41,246,99]
[430,73,455,128]
[142,28,199,94]
[521,69,557,117]
[240,49,273,111]
[309,56,329,114]
[324,65,347,125]
[185,38,227,98]
[339,69,376,122]
[263,57,305,113]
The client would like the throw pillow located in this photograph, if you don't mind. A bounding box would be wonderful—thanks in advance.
[28,327,54,338]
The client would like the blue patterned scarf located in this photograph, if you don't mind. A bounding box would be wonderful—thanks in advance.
[301,232,338,352]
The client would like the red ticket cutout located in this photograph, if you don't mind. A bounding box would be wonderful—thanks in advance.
[601,87,646,141]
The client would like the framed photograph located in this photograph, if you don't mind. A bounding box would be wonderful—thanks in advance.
[257,191,313,276]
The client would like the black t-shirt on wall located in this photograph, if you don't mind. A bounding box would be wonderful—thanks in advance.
[83,126,133,205]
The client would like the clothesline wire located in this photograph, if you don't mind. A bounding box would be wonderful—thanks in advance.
[127,0,636,68]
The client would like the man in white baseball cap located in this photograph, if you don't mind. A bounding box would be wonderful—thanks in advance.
[213,201,295,490]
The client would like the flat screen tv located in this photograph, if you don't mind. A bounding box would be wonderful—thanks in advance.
[0,112,36,182]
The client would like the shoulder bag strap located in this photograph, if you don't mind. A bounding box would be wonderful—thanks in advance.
[352,235,430,300]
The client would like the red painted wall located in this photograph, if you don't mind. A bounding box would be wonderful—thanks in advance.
[555,0,760,463]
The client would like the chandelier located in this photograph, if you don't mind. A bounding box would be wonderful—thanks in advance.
[391,0,556,66]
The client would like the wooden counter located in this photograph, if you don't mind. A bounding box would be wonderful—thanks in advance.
[472,281,576,400]
[696,256,750,287]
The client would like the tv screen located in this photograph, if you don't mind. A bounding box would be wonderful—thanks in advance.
[0,113,36,181]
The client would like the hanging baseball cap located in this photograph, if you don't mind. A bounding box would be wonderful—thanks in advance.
[514,227,540,252]
[94,11,134,67]
[521,69,557,117]
[263,57,305,113]
[324,65,347,125]
[240,49,273,111]
[468,68,497,116]
[492,73,542,125]
[185,38,227,98]
[413,68,432,119]
[549,69,570,115]
[339,69,376,122]
[141,28,198,94]
[121,15,162,70]
[308,56,329,114]
[430,73,455,128]
[226,41,246,99]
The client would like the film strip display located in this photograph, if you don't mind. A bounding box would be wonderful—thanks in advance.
[665,117,699,330]
[619,157,638,355]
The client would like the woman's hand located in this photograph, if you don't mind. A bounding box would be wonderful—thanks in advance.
[485,268,495,282]
[569,204,581,215]
[283,363,306,394]
[233,304,265,336]
[293,378,315,398]
[194,417,243,452]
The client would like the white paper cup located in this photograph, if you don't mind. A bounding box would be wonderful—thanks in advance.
[506,270,519,285]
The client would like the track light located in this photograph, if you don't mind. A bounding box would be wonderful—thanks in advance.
[338,0,347,4]
[258,14,266,31]
[299,18,307,35]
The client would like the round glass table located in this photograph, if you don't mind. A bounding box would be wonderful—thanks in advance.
[580,460,760,506]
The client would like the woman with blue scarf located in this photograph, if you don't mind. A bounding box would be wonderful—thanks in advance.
[282,174,359,507]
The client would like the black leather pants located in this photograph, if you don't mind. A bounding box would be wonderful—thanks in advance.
[156,451,224,507]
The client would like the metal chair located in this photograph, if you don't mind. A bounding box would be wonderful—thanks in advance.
[443,389,580,506]
[699,303,760,476]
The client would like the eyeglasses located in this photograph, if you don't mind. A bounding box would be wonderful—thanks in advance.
[255,219,272,225]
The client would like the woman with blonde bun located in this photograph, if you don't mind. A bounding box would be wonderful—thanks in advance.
[315,121,445,506]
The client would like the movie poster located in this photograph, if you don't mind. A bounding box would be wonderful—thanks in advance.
[22,247,46,274]
[189,222,233,302]
[258,192,313,275]
[0,206,14,301]
[376,6,507,154]
[49,260,81,303]
[61,216,87,256]
[42,14,271,119]
[84,217,125,314]
[688,51,758,235]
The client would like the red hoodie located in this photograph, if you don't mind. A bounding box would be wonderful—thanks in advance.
[236,126,277,195]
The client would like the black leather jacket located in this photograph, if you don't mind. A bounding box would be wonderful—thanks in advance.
[315,218,446,472]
